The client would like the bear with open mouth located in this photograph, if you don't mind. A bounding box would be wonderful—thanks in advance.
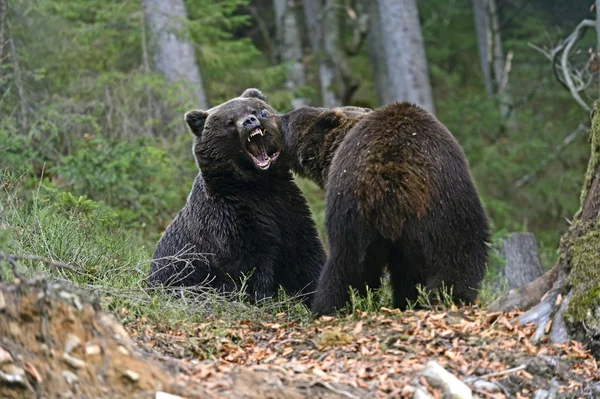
[149,89,325,303]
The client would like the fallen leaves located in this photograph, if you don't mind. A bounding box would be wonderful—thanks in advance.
[126,307,600,398]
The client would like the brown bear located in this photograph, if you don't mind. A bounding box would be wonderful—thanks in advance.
[149,89,325,304]
[275,103,490,315]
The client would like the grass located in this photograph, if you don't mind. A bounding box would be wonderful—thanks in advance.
[0,169,509,336]
[0,171,314,329]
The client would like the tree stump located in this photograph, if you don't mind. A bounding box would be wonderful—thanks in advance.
[501,232,543,290]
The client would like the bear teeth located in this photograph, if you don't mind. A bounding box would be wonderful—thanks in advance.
[248,128,264,141]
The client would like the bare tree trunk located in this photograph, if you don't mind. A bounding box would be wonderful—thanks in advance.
[142,0,208,109]
[367,0,389,106]
[597,0,600,50]
[472,0,493,96]
[374,0,435,114]
[140,11,155,137]
[501,233,543,290]
[472,0,517,131]
[273,0,308,109]
[0,0,6,70]
[303,0,341,107]
[5,10,27,129]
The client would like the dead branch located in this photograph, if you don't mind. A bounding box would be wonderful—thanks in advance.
[342,0,369,56]
[513,123,587,189]
[530,19,595,112]
[244,5,276,65]
[0,251,76,274]
[559,19,595,112]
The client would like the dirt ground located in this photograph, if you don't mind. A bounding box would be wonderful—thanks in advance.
[1,279,599,399]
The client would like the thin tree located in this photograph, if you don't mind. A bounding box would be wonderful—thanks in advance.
[472,0,517,131]
[303,0,341,107]
[143,0,208,109]
[273,0,308,109]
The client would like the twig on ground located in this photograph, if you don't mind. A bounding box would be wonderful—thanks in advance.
[466,364,526,381]
[1,252,76,272]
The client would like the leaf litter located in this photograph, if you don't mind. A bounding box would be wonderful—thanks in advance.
[125,305,600,398]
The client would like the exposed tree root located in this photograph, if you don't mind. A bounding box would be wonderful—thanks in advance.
[488,263,559,313]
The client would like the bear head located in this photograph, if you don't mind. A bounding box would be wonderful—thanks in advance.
[184,88,281,179]
[275,106,371,184]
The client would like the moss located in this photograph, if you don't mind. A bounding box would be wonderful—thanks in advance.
[576,101,600,219]
[565,230,600,326]
[564,102,600,329]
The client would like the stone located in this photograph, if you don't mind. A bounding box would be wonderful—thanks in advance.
[64,333,81,354]
[85,343,101,356]
[63,353,86,369]
[0,346,13,365]
[156,392,185,399]
[419,361,472,399]
[62,370,79,386]
[123,369,140,383]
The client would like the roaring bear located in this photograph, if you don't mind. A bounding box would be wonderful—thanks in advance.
[149,89,325,303]
[275,103,490,315]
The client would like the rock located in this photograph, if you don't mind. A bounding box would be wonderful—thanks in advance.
[412,386,435,399]
[0,291,6,311]
[0,364,26,386]
[63,353,86,369]
[419,361,472,399]
[64,333,81,354]
[156,392,185,399]
[117,345,130,356]
[85,343,101,356]
[62,369,79,386]
[0,346,13,364]
[123,369,140,383]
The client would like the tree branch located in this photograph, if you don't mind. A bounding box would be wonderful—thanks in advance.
[513,124,587,189]
[0,251,77,275]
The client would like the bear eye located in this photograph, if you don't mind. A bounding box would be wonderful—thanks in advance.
[226,120,235,128]
[259,109,268,118]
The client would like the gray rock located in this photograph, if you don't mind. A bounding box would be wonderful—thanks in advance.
[419,361,472,399]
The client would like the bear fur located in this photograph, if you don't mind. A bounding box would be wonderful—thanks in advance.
[276,102,490,315]
[149,89,325,303]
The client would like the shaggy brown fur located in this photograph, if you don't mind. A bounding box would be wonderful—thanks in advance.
[276,103,490,315]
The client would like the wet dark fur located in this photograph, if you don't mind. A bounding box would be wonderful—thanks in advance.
[149,89,325,303]
[277,103,490,315]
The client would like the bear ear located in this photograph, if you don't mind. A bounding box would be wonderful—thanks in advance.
[316,109,344,130]
[240,88,267,101]
[184,110,209,137]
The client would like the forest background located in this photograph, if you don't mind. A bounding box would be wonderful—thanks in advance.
[0,0,596,310]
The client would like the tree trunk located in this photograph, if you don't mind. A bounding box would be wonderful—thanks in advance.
[472,0,493,96]
[501,232,543,290]
[366,0,390,107]
[273,0,308,109]
[373,0,435,113]
[489,104,600,357]
[472,0,517,131]
[142,0,208,109]
[303,0,341,107]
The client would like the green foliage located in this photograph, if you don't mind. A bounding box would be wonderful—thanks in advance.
[52,136,191,229]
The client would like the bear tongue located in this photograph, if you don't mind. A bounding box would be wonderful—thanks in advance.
[246,135,270,166]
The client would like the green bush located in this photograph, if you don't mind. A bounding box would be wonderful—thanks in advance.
[53,136,193,232]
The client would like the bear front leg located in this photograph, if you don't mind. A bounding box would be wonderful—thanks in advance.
[277,233,326,306]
